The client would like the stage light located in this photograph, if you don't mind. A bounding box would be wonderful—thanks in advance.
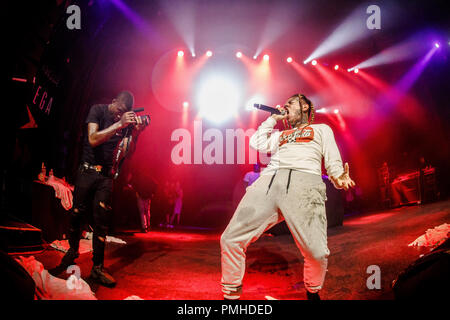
[183,101,189,108]
[276,104,281,108]
[334,65,339,70]
[206,50,213,57]
[177,50,184,57]
[354,68,359,74]
[287,57,293,63]
[253,55,258,60]
[236,52,242,58]
[192,53,196,57]
[334,109,339,114]
[303,6,373,64]
[311,60,317,66]
[315,108,326,113]
[434,42,440,48]
[263,54,270,61]
[196,75,242,123]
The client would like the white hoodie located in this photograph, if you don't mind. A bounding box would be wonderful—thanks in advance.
[249,116,344,179]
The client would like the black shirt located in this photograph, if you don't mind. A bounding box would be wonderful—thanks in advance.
[81,104,123,168]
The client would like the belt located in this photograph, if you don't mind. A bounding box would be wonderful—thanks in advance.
[82,162,103,173]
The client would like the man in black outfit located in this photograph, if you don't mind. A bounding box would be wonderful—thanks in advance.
[54,91,146,286]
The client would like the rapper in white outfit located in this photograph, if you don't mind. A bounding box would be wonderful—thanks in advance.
[220,93,355,300]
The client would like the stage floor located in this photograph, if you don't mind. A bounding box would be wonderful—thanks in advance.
[32,199,450,300]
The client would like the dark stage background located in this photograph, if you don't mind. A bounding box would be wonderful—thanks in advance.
[3,0,450,230]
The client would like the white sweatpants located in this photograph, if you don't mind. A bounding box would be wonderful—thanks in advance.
[221,169,330,299]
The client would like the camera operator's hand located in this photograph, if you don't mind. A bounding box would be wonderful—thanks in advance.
[133,115,146,132]
[119,111,137,129]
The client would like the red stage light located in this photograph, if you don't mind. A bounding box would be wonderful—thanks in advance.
[334,65,339,70]
[206,50,213,57]
[263,54,269,61]
[287,57,293,63]
[177,50,184,57]
[311,60,317,66]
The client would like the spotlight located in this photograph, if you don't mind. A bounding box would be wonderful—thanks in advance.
[253,55,258,60]
[334,109,339,114]
[354,68,359,74]
[311,60,317,66]
[183,101,189,108]
[206,50,213,57]
[236,52,242,58]
[192,53,196,57]
[263,54,270,61]
[287,57,293,63]
[334,65,339,70]
[434,42,440,48]
[197,75,242,123]
[303,60,308,64]
[177,50,184,57]
[276,104,281,108]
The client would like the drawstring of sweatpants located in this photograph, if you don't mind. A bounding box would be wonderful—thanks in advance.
[286,169,293,194]
[266,171,277,195]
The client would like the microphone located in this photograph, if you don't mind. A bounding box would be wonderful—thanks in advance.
[132,107,144,113]
[253,104,286,115]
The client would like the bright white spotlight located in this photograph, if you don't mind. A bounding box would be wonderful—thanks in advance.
[177,50,184,57]
[196,75,242,123]
[183,101,189,108]
[206,50,213,57]
[192,53,196,57]
[253,55,258,60]
[287,57,293,63]
[334,109,339,114]
[315,108,326,113]
[236,52,243,58]
[311,60,317,66]
[263,54,270,61]
[354,68,359,74]
[334,65,339,70]
[245,94,266,111]
[434,42,440,48]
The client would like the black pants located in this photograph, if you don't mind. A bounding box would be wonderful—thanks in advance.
[68,165,113,266]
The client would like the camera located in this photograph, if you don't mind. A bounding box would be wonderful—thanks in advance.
[136,115,151,126]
